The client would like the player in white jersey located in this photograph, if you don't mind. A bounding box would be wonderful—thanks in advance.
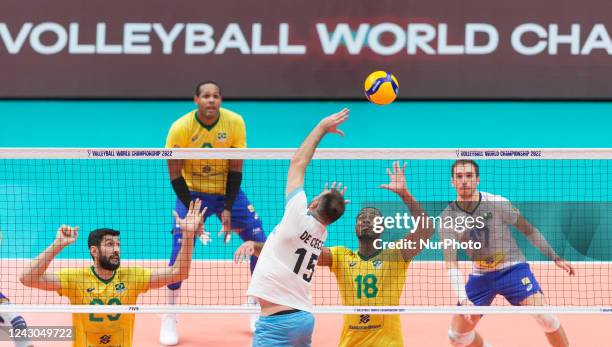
[440,160,575,347]
[247,108,349,347]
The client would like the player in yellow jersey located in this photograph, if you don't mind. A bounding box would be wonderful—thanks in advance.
[235,161,434,346]
[164,81,266,342]
[19,200,207,347]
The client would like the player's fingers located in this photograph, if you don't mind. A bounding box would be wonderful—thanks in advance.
[402,162,407,174]
[393,161,399,173]
[331,182,337,190]
[386,168,392,179]
[341,186,347,195]
[336,182,343,191]
[336,129,345,137]
[380,184,389,190]
[324,182,329,191]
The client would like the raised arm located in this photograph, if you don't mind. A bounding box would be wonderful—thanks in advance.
[149,200,207,289]
[514,215,575,276]
[286,108,349,196]
[19,225,78,291]
[380,161,434,261]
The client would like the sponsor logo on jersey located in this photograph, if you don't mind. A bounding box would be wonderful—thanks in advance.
[191,135,199,142]
[86,287,95,293]
[372,260,383,269]
[349,261,357,268]
[359,314,370,324]
[99,334,112,344]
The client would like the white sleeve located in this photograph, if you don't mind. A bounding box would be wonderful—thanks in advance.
[500,199,520,225]
[278,187,308,235]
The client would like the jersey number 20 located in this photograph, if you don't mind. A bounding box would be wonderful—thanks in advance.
[293,248,318,282]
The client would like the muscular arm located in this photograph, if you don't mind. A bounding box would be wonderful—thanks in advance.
[286,109,349,196]
[149,200,205,289]
[399,191,435,261]
[149,233,195,289]
[514,215,560,261]
[20,226,77,291]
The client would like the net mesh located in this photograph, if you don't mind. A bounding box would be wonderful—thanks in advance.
[0,148,610,314]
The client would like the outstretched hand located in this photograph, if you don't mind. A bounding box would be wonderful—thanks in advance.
[380,161,409,195]
[318,108,349,137]
[173,199,207,239]
[324,182,350,204]
[555,258,576,276]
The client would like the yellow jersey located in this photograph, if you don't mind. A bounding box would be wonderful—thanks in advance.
[165,108,247,194]
[330,246,409,347]
[57,266,151,347]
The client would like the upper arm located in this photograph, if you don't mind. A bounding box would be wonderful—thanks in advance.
[32,272,61,292]
[286,165,305,197]
[167,159,184,180]
[318,247,332,267]
[500,199,520,225]
[165,121,187,149]
[400,224,434,262]
[231,116,247,148]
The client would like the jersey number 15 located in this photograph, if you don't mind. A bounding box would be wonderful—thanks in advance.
[293,248,318,282]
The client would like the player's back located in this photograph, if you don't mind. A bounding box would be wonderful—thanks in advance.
[248,188,327,313]
[329,246,408,347]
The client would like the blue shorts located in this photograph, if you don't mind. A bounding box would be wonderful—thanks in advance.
[466,262,543,306]
[167,190,266,290]
[253,311,315,347]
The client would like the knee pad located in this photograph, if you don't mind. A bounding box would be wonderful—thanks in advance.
[533,314,560,333]
[448,328,476,347]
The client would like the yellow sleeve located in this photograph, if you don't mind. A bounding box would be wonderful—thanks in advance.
[130,267,152,295]
[56,268,79,299]
[165,119,188,148]
[329,246,348,274]
[231,116,247,148]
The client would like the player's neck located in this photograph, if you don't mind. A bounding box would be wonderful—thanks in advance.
[93,264,115,281]
[358,240,379,258]
[456,191,480,210]
[196,110,220,126]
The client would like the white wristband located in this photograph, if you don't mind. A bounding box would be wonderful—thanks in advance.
[448,268,468,303]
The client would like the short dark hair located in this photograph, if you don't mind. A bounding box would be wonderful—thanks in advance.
[195,80,222,96]
[357,207,382,218]
[317,190,346,225]
[88,228,120,249]
[451,159,479,177]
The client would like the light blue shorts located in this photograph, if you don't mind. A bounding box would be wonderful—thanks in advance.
[253,310,315,347]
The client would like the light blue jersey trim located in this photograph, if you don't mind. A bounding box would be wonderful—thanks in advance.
[285,187,304,206]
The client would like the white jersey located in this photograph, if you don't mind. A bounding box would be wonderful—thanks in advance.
[439,191,524,272]
[247,188,327,312]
